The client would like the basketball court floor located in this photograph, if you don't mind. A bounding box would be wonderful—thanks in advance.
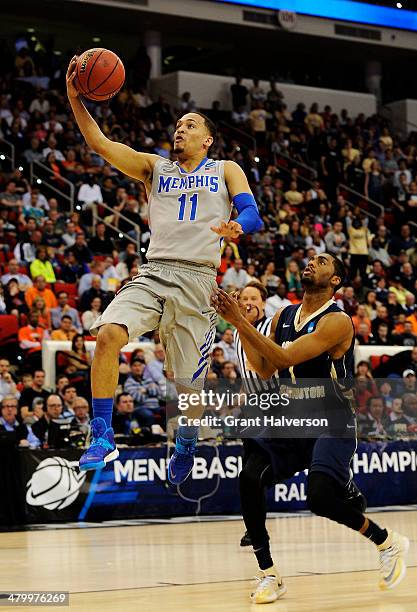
[1,509,416,611]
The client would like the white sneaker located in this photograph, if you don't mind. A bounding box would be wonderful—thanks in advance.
[250,568,287,604]
[378,530,410,590]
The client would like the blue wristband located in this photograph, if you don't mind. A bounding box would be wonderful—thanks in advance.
[233,192,264,234]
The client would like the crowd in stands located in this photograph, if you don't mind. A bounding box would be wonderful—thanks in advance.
[1,38,417,449]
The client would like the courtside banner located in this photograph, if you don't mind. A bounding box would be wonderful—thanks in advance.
[20,441,417,523]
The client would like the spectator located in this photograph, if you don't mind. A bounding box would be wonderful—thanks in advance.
[0,359,19,401]
[29,246,56,283]
[25,275,57,309]
[18,311,45,369]
[218,360,241,393]
[284,180,304,206]
[216,329,239,366]
[80,275,111,312]
[325,221,347,257]
[0,396,40,447]
[61,384,77,417]
[112,393,141,436]
[50,315,77,341]
[221,259,250,290]
[305,103,324,135]
[285,260,302,292]
[360,396,388,438]
[81,296,103,333]
[346,217,370,281]
[352,305,372,336]
[395,320,417,347]
[31,296,51,330]
[88,222,116,256]
[370,322,393,346]
[260,262,280,296]
[62,221,77,248]
[265,284,292,317]
[1,258,32,290]
[231,76,248,111]
[4,278,28,318]
[19,369,49,422]
[70,396,91,437]
[78,260,105,296]
[69,232,93,264]
[123,360,164,427]
[77,174,103,211]
[402,369,417,394]
[56,375,69,402]
[64,334,92,381]
[31,394,64,447]
[143,344,165,385]
[342,286,358,316]
[210,346,225,377]
[50,291,82,332]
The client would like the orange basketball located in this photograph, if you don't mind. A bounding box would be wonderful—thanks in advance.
[75,48,125,102]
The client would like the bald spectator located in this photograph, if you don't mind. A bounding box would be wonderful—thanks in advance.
[71,396,91,437]
[31,394,64,446]
[1,258,32,290]
[25,275,57,309]
[143,344,166,385]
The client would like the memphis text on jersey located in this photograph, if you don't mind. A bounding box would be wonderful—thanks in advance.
[158,174,219,193]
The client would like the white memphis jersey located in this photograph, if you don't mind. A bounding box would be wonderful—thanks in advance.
[146,157,231,268]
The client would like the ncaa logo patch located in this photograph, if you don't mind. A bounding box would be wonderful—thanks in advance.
[26,456,87,510]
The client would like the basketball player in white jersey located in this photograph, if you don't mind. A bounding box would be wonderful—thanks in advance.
[66,58,263,480]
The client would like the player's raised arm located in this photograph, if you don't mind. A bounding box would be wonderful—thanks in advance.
[213,290,353,374]
[211,161,264,239]
[66,57,159,184]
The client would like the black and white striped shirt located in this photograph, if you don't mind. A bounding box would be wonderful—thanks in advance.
[233,316,280,394]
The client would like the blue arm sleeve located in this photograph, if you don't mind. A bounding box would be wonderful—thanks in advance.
[233,192,264,234]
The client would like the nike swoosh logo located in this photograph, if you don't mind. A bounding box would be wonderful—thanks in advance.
[346,425,356,429]
[283,324,290,328]
[384,559,398,583]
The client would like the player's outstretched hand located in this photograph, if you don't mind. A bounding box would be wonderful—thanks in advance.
[210,220,243,239]
[211,288,244,326]
[66,56,79,99]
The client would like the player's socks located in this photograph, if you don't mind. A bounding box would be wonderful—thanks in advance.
[359,517,388,545]
[253,541,273,571]
[92,397,113,427]
[177,424,199,439]
[377,530,409,590]
[250,565,287,604]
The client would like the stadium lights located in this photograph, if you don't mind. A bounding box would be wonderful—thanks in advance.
[36,178,42,184]
[27,28,35,33]
[92,37,101,42]
[118,233,123,238]
[53,50,62,56]
[0,154,5,160]
[30,36,37,42]
[254,156,260,163]
[141,248,146,253]
[18,166,23,171]
[76,205,82,211]
[396,2,402,6]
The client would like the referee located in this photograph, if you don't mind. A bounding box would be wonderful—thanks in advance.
[233,281,279,547]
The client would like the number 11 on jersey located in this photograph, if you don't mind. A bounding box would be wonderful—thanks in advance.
[178,193,198,221]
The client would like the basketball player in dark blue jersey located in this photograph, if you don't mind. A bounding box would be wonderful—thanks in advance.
[213,253,409,604]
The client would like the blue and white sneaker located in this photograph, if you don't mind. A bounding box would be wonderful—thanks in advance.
[79,417,119,471]
[167,436,197,484]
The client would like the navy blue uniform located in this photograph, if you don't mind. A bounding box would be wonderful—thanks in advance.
[252,299,357,487]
